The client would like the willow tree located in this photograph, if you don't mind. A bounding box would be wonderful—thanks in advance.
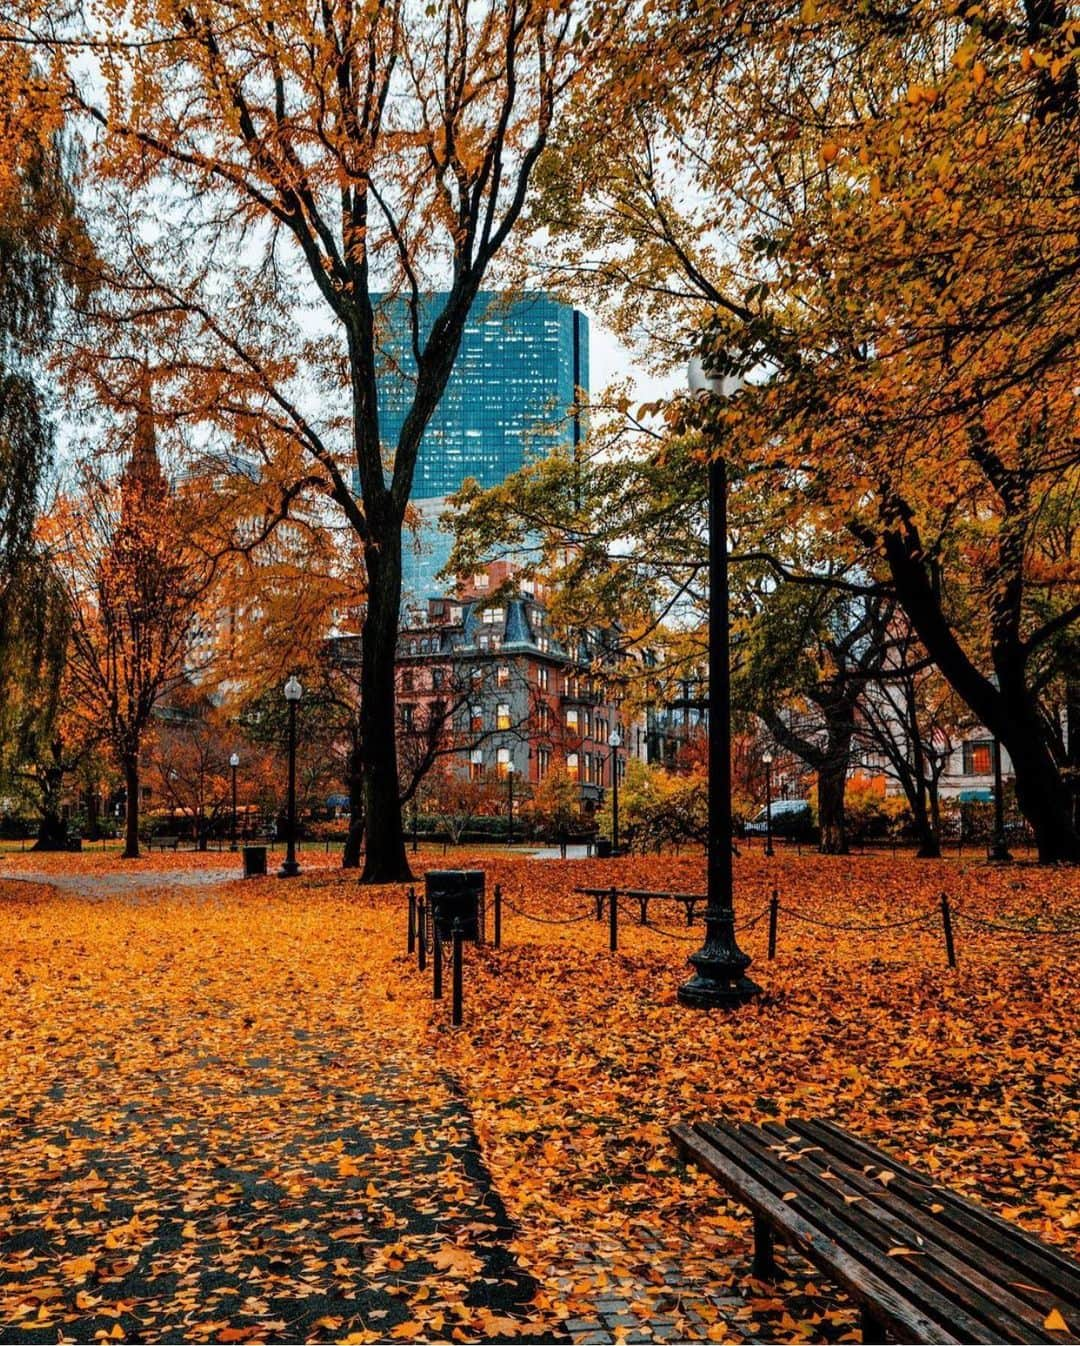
[21,0,592,881]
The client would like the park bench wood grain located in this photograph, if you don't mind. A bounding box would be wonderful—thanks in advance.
[671,1116,1080,1344]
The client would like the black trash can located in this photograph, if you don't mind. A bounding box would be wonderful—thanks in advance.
[595,837,612,859]
[425,870,484,944]
[243,845,268,878]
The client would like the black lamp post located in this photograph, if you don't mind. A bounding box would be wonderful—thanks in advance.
[762,749,774,857]
[609,727,622,854]
[678,356,760,1009]
[989,736,1012,862]
[279,674,302,878]
[229,752,240,851]
[507,761,515,845]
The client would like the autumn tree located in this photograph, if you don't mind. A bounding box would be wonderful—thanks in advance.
[18,0,596,882]
[56,379,200,858]
[522,0,1080,862]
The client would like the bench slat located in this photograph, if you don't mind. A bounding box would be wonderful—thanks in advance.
[746,1121,1054,1342]
[795,1119,1080,1310]
[672,1123,963,1344]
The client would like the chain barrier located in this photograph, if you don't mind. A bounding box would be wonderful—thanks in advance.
[500,897,597,926]
[951,909,1080,938]
[779,905,938,933]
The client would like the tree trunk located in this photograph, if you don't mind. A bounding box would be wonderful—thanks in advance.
[34,766,68,851]
[123,757,140,859]
[816,754,849,854]
[342,736,365,869]
[1006,729,1079,863]
[360,522,411,883]
[911,792,940,858]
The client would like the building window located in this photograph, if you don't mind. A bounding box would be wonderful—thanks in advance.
[566,707,579,731]
[497,702,511,730]
[497,746,511,777]
[497,665,510,688]
[566,752,579,781]
[482,607,501,624]
[536,703,551,732]
[963,740,993,775]
[470,705,484,733]
[537,666,550,690]
[470,748,484,780]
[400,669,414,691]
[473,572,490,590]
[537,747,551,780]
[583,751,593,784]
[401,704,414,732]
[432,667,445,691]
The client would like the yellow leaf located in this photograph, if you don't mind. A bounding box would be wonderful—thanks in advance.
[782,1191,798,1202]
[1045,1310,1069,1333]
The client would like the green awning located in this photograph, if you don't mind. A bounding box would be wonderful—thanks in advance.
[957,789,993,802]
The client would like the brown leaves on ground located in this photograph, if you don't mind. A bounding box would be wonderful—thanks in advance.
[0,848,1077,1343]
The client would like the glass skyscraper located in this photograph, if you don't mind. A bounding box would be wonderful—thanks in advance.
[374,290,589,500]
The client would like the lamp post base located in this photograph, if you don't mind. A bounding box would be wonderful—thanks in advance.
[278,858,301,878]
[988,840,1012,863]
[678,932,761,1009]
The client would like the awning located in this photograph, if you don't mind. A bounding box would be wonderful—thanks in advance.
[957,788,993,802]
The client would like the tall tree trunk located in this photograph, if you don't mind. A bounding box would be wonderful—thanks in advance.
[817,752,849,854]
[360,522,410,883]
[1007,730,1078,862]
[1066,672,1080,841]
[123,757,140,859]
[342,735,365,869]
[911,790,940,858]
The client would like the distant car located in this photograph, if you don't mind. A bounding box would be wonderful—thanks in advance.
[744,799,814,838]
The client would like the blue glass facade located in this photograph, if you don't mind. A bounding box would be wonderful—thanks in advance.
[373,290,589,500]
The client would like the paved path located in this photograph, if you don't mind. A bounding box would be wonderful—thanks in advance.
[0,867,232,898]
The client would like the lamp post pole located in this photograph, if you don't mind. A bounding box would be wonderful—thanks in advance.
[678,357,760,1009]
[229,753,240,851]
[763,750,774,858]
[279,675,302,878]
[507,762,515,846]
[609,728,622,854]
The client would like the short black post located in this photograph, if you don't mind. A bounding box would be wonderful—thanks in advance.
[418,898,427,972]
[768,888,779,960]
[609,887,618,952]
[433,924,443,1000]
[494,883,502,949]
[941,892,956,968]
[452,919,464,1026]
[595,893,603,921]
[407,886,416,954]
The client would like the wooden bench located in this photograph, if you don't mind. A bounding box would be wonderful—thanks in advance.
[147,834,181,851]
[671,1116,1080,1343]
[575,886,703,925]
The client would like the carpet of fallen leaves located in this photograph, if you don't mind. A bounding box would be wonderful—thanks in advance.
[1,850,1077,1344]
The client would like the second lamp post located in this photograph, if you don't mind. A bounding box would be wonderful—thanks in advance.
[229,752,240,850]
[762,749,774,857]
[280,675,302,878]
[609,728,622,855]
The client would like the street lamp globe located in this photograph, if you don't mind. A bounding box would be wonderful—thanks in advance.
[687,354,745,401]
[283,675,303,702]
[762,749,773,765]
[229,752,240,769]
[609,729,622,749]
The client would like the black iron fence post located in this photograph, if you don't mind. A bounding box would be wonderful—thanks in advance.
[941,892,957,967]
[609,887,618,952]
[433,925,443,1000]
[452,920,464,1026]
[768,889,779,960]
[407,886,416,955]
[418,898,427,972]
[494,883,502,949]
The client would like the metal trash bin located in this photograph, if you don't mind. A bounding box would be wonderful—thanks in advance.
[243,845,268,878]
[595,837,612,859]
[425,869,485,944]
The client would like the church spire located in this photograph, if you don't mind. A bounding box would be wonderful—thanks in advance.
[121,364,166,498]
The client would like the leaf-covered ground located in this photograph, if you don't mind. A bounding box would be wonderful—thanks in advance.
[1,852,1077,1343]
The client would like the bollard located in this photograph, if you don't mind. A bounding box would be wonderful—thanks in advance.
[941,892,956,968]
[595,892,604,921]
[452,920,464,1026]
[494,883,502,949]
[768,888,779,960]
[433,924,443,1000]
[407,886,416,955]
[418,898,427,972]
[609,887,618,952]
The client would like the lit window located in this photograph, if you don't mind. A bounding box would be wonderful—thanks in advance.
[497,703,511,730]
[497,747,511,777]
[566,707,579,730]
[497,665,510,687]
[474,572,490,589]
[471,705,484,732]
[482,607,501,624]
[567,752,579,780]
[537,666,549,690]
